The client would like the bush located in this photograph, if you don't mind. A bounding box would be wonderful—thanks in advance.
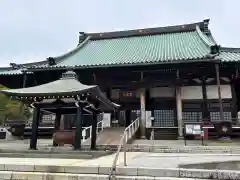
[0,84,31,124]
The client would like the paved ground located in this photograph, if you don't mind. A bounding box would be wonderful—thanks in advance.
[0,152,240,168]
[1,138,240,151]
[126,152,240,168]
[132,139,240,147]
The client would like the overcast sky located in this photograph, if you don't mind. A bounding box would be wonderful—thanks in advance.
[0,0,239,67]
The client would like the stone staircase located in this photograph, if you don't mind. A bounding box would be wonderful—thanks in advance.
[150,128,178,140]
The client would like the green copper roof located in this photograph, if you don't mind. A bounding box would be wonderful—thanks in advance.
[0,60,48,76]
[27,20,218,70]
[0,68,23,75]
[0,68,33,75]
[218,48,240,62]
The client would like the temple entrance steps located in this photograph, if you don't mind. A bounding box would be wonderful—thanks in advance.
[147,127,178,140]
[83,127,130,147]
[83,118,140,149]
[88,127,125,146]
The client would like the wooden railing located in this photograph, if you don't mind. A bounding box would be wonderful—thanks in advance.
[108,118,140,180]
[82,120,104,142]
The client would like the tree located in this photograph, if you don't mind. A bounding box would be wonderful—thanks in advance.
[0,84,31,124]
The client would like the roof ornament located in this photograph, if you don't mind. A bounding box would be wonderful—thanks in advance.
[60,71,78,80]
[210,45,221,55]
[47,57,56,66]
[79,32,86,44]
[9,63,21,70]
[203,19,210,35]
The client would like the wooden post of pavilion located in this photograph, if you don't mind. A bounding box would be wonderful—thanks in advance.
[29,105,40,150]
[215,63,224,121]
[91,110,97,150]
[74,102,82,150]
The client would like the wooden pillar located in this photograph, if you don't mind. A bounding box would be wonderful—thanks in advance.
[91,111,97,150]
[176,70,183,138]
[176,86,183,138]
[22,73,27,88]
[215,64,224,121]
[231,75,237,122]
[140,88,146,138]
[53,110,61,146]
[29,106,40,150]
[201,76,209,121]
[74,103,82,150]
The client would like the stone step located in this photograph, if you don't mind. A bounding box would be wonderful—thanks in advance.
[0,171,209,180]
[0,164,239,179]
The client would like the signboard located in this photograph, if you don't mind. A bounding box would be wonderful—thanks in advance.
[102,113,111,128]
[145,111,152,128]
[184,122,204,146]
[119,91,136,98]
[185,124,201,135]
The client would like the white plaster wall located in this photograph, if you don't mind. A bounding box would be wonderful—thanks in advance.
[206,85,232,99]
[181,86,203,100]
[150,87,175,98]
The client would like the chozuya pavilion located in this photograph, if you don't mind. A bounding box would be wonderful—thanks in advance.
[0,71,119,150]
[0,19,240,140]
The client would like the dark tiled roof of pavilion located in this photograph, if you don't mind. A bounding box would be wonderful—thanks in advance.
[0,71,120,111]
[26,19,222,71]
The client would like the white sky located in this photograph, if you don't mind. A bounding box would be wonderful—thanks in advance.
[0,0,239,66]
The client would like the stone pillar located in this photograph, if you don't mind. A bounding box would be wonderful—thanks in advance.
[29,106,40,150]
[176,86,183,138]
[140,88,146,138]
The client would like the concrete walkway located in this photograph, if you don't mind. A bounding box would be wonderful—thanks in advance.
[1,152,240,168]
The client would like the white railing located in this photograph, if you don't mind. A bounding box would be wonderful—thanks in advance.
[108,117,140,180]
[82,120,104,142]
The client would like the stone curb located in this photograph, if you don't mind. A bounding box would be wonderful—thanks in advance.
[1,164,240,179]
[0,171,209,180]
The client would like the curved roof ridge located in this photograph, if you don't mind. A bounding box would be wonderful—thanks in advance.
[51,36,90,63]
[88,19,209,40]
[196,25,216,47]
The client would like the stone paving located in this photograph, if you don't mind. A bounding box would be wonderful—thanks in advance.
[0,153,240,179]
[0,139,240,179]
[1,152,240,168]
[1,138,240,151]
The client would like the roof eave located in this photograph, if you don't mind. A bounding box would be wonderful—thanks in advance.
[25,57,218,72]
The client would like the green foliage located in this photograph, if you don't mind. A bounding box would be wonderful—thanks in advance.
[0,84,31,124]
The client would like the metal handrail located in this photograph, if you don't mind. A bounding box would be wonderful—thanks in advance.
[82,120,104,142]
[108,117,140,180]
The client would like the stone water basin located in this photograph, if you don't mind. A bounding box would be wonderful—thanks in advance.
[179,161,240,170]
